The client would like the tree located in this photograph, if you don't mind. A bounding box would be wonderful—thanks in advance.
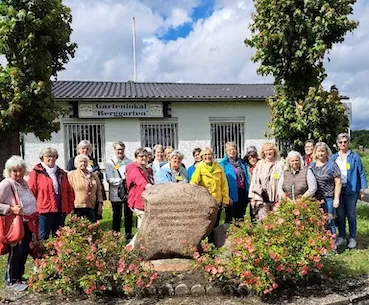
[245,0,358,154]
[351,130,369,149]
[0,0,76,177]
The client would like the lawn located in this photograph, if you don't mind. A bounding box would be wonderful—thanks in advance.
[0,202,368,288]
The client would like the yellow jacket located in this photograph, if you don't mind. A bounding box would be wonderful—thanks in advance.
[190,161,229,205]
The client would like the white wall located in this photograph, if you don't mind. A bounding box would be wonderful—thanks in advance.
[23,130,65,170]
[104,118,140,163]
[23,100,271,170]
[171,101,270,166]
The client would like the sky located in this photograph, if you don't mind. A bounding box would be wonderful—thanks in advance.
[56,0,368,130]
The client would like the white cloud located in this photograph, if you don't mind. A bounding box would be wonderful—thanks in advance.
[164,7,192,28]
[54,0,368,129]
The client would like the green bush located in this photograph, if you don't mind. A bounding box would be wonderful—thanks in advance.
[194,198,334,295]
[29,216,158,297]
[361,154,369,182]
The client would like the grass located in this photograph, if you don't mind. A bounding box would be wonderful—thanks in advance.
[322,202,369,279]
[0,202,368,289]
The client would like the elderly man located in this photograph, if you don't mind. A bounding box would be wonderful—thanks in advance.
[105,142,132,236]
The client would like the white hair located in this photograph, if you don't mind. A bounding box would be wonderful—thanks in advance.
[285,151,303,171]
[39,147,59,160]
[77,140,92,155]
[3,155,28,178]
[336,133,350,143]
[74,154,90,168]
[170,150,184,159]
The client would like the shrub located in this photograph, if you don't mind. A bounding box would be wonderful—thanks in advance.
[29,216,158,297]
[361,154,369,182]
[194,197,335,295]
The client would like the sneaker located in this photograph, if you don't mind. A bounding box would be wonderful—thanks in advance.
[347,238,357,249]
[335,237,347,247]
[6,283,28,292]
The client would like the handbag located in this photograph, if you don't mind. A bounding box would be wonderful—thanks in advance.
[111,160,127,201]
[0,183,25,255]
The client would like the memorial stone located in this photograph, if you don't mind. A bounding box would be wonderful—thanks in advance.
[137,183,218,259]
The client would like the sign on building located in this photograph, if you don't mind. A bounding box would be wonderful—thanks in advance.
[78,102,163,118]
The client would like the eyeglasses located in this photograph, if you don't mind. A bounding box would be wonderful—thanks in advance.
[116,148,124,151]
[338,141,348,144]
[44,155,57,158]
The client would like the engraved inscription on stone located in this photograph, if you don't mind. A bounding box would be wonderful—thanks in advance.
[137,183,218,259]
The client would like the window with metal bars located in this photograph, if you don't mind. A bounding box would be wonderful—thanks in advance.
[140,122,178,148]
[210,120,245,159]
[64,123,106,165]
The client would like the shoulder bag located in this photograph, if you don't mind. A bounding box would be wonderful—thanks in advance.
[0,183,25,255]
[111,160,127,201]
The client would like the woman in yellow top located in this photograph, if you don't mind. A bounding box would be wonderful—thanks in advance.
[190,147,229,226]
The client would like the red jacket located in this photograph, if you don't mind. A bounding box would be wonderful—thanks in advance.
[126,163,153,210]
[28,164,75,214]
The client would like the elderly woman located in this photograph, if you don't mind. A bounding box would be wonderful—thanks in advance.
[66,140,106,218]
[331,133,367,249]
[0,156,37,291]
[157,150,188,183]
[278,151,317,200]
[125,148,154,245]
[249,143,284,220]
[151,144,166,183]
[67,154,103,222]
[310,142,341,235]
[220,142,250,223]
[187,147,202,181]
[190,147,229,226]
[28,148,75,241]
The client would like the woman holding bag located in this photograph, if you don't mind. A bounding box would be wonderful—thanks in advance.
[0,155,37,291]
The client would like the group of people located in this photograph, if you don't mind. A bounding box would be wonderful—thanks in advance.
[0,133,367,290]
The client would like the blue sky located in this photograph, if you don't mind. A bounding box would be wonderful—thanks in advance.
[60,0,369,130]
[159,0,216,41]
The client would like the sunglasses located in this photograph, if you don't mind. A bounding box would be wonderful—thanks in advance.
[338,141,348,144]
[137,155,148,158]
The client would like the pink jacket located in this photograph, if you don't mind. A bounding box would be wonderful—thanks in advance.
[125,163,153,210]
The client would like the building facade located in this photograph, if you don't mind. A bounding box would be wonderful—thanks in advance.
[23,81,275,169]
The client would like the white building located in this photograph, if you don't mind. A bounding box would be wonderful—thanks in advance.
[23,81,275,169]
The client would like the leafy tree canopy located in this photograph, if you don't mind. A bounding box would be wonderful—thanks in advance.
[0,0,76,141]
[245,0,358,153]
[351,130,369,149]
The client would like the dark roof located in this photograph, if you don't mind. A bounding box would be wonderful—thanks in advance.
[53,81,274,100]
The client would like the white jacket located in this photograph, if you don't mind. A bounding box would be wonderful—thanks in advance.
[105,156,132,202]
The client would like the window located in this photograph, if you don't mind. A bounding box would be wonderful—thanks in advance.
[64,123,106,165]
[140,121,178,148]
[210,118,245,159]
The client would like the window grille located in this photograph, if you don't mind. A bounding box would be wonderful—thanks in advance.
[64,123,105,165]
[210,121,245,159]
[140,122,178,148]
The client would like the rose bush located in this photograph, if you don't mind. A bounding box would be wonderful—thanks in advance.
[29,216,158,296]
[194,197,335,295]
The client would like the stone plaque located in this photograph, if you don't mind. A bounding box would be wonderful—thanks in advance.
[137,183,218,259]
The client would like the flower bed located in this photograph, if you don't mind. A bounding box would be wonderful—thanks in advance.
[29,216,158,297]
[194,197,335,295]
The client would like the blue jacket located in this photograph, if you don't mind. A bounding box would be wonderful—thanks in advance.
[157,163,188,184]
[331,150,368,195]
[187,162,201,181]
[219,155,250,202]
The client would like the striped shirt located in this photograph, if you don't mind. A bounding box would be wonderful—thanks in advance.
[310,161,341,199]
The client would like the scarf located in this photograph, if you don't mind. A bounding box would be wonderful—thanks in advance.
[204,162,215,173]
[41,162,59,194]
[229,157,245,186]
